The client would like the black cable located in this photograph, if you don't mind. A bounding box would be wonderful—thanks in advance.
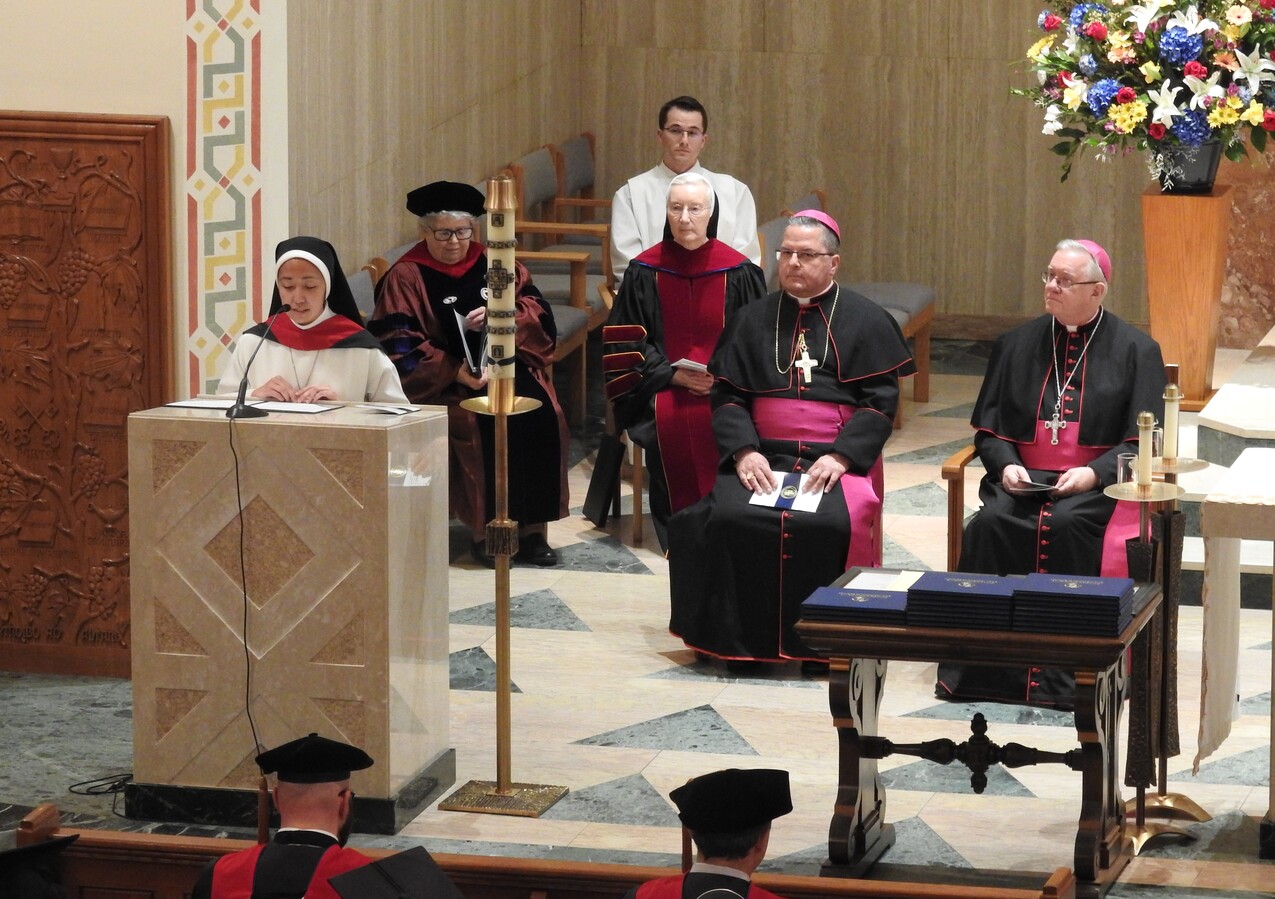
[229,418,263,754]
[69,772,134,820]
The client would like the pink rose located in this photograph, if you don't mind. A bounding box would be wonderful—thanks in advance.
[1148,123,1167,140]
[1084,21,1108,41]
[1263,0,1275,10]
[1263,110,1275,132]
[1043,12,1062,31]
[1184,60,1208,78]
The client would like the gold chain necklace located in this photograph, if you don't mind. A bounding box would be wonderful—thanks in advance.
[773,284,839,376]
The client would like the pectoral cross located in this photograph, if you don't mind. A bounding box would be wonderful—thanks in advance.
[1045,412,1067,445]
[793,332,817,384]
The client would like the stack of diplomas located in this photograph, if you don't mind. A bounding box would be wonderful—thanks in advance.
[800,587,907,625]
[1011,573,1137,636]
[905,571,1015,630]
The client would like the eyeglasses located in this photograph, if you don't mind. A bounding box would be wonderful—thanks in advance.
[1041,270,1100,290]
[668,204,709,218]
[662,127,705,141]
[777,249,835,264]
[431,227,473,242]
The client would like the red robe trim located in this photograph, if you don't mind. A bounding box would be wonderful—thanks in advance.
[399,240,485,278]
[210,842,369,899]
[268,313,369,351]
[636,875,787,899]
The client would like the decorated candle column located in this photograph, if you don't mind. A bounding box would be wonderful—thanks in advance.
[1162,363,1181,461]
[1137,411,1155,492]
[484,175,519,415]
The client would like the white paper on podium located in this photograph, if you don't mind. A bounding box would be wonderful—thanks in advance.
[252,401,341,414]
[166,398,245,410]
[747,471,822,512]
[355,403,417,415]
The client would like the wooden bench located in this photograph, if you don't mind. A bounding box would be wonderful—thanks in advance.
[16,803,1074,899]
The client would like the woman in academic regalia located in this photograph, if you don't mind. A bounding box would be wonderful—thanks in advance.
[218,236,407,404]
[366,181,568,568]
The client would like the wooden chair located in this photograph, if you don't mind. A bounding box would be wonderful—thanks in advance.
[549,132,611,230]
[942,443,979,572]
[506,151,612,331]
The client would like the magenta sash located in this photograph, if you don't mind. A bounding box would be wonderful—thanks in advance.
[752,398,883,569]
[1015,421,1138,577]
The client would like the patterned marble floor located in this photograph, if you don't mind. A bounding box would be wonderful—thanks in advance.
[1,339,1272,897]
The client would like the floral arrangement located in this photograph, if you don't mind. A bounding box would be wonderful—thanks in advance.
[1018,1,1275,182]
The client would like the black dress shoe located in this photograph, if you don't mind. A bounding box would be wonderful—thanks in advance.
[515,532,559,567]
[469,540,495,569]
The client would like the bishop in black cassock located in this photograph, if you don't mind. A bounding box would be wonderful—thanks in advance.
[669,213,915,664]
[937,239,1165,708]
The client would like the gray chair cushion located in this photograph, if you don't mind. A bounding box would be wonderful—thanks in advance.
[514,147,558,209]
[558,135,595,196]
[843,281,934,315]
[533,271,608,317]
[549,303,589,343]
[758,216,790,292]
[348,269,376,320]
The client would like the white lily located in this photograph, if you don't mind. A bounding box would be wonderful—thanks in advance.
[1166,4,1219,35]
[1043,105,1065,135]
[1232,46,1275,94]
[1184,69,1225,109]
[1124,0,1173,34]
[1148,80,1183,125]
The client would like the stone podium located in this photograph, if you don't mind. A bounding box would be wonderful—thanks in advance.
[124,403,453,833]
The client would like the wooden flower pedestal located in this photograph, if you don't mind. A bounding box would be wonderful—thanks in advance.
[1141,184,1232,411]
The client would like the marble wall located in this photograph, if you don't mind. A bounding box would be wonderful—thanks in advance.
[1217,149,1275,348]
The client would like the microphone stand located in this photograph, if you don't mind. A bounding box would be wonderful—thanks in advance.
[226,304,292,419]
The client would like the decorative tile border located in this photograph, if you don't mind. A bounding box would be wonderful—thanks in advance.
[185,0,263,395]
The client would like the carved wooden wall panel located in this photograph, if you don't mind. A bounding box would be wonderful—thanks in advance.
[0,112,171,677]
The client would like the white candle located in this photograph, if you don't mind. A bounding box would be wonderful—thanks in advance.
[1162,376,1181,461]
[484,176,518,384]
[1137,411,1154,487]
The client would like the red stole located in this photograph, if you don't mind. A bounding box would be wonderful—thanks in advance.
[399,240,484,278]
[648,247,733,513]
[751,398,884,570]
[636,875,787,899]
[210,842,369,899]
[1017,420,1138,578]
[270,312,366,351]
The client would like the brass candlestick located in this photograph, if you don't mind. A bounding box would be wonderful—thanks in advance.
[440,175,566,817]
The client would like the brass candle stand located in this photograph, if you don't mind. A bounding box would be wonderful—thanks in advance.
[438,175,567,817]
[1108,383,1210,853]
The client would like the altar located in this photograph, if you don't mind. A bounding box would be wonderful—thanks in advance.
[124,403,453,834]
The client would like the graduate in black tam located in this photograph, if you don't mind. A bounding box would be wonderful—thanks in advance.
[626,768,792,899]
[190,733,374,899]
[368,179,569,568]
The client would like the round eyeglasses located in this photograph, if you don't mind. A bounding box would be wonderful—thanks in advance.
[1041,270,1100,290]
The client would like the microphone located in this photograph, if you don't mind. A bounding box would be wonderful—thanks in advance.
[226,304,292,419]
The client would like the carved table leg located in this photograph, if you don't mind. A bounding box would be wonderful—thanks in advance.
[822,656,895,877]
[1073,662,1133,898]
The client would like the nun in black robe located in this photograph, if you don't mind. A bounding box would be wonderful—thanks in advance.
[668,284,915,663]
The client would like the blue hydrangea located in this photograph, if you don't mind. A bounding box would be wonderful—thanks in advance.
[1170,109,1212,145]
[1159,26,1203,67]
[1079,54,1099,77]
[1069,3,1107,32]
[1237,86,1253,105]
[1086,79,1123,117]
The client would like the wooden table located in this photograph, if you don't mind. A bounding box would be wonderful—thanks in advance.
[796,580,1162,899]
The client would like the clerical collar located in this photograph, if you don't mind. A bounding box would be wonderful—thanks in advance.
[1056,306,1103,334]
[786,281,837,307]
[276,826,339,841]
